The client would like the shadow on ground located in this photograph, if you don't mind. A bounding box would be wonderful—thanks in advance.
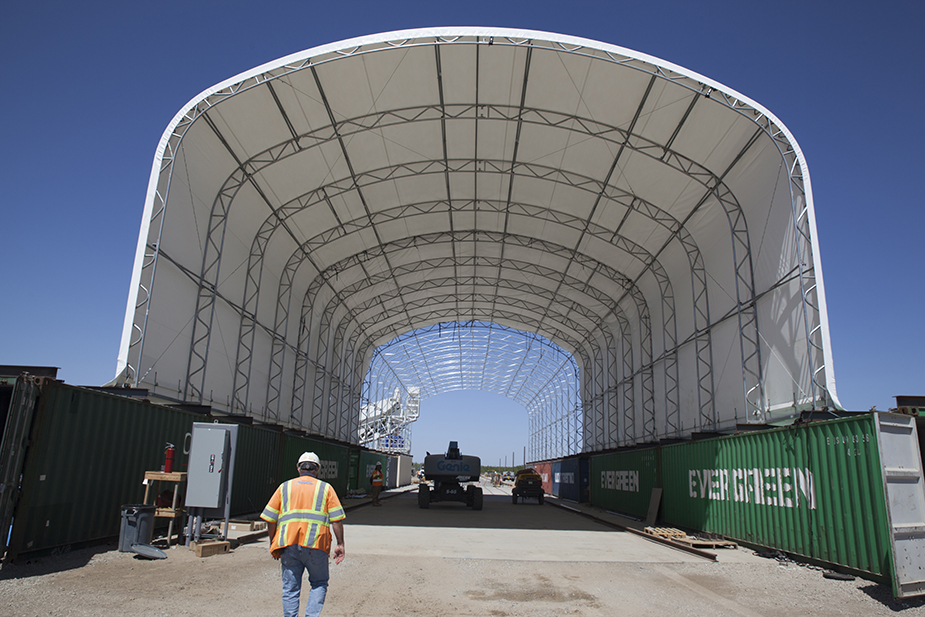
[345,490,616,533]
[858,583,925,612]
[0,541,117,580]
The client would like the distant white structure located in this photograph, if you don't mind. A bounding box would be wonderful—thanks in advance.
[358,387,420,454]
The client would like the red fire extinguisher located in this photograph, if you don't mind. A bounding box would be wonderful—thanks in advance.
[164,443,176,473]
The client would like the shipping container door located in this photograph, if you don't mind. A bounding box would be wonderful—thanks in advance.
[876,413,925,598]
[579,457,590,502]
[557,457,580,502]
[387,457,398,488]
[0,376,40,559]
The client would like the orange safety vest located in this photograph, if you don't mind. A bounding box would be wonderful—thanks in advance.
[261,476,345,557]
[371,469,384,487]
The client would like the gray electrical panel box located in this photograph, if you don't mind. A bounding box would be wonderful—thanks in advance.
[186,423,236,510]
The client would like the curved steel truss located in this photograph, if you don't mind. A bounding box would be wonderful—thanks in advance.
[115,28,842,460]
[362,321,580,460]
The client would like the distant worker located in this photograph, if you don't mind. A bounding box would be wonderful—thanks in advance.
[262,452,345,617]
[370,461,384,506]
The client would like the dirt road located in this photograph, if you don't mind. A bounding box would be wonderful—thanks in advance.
[1,486,922,616]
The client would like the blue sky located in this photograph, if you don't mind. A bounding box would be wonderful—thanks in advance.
[2,1,922,465]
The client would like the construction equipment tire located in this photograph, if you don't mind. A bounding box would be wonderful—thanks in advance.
[418,484,430,509]
[472,487,484,510]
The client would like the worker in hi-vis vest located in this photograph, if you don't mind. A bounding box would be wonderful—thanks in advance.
[369,461,384,506]
[262,452,345,617]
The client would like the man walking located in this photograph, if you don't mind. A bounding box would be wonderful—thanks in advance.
[262,452,345,617]
[369,461,384,506]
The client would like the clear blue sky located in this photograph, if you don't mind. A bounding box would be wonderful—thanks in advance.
[2,1,922,465]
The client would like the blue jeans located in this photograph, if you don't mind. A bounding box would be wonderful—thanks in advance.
[280,545,330,617]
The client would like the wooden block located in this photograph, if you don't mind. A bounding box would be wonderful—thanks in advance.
[228,520,267,531]
[144,471,188,482]
[191,540,231,558]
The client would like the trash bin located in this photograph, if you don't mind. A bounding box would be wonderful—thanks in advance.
[119,504,156,552]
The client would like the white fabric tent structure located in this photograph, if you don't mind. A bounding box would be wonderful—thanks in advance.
[115,27,842,455]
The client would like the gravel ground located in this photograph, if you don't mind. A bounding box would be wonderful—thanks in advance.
[3,487,923,616]
[2,533,923,616]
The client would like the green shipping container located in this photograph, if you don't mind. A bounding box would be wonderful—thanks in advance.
[7,382,198,559]
[358,450,389,492]
[661,414,893,580]
[590,447,659,519]
[279,433,351,497]
[585,412,925,598]
[347,448,360,491]
[3,380,369,559]
[229,424,284,516]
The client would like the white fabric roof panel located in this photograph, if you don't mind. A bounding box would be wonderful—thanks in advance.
[208,87,293,159]
[270,74,328,135]
[636,85,695,145]
[116,27,841,449]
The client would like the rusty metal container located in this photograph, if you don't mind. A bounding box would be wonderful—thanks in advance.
[533,461,553,495]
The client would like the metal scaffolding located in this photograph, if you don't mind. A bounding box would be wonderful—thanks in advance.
[357,386,420,455]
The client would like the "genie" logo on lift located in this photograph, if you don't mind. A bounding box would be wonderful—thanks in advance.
[436,460,473,473]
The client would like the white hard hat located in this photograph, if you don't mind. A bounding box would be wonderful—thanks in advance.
[298,452,320,466]
[375,461,382,467]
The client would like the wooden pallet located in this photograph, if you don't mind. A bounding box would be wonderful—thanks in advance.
[645,527,687,540]
[644,527,737,549]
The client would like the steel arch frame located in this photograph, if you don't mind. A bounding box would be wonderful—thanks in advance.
[120,29,833,461]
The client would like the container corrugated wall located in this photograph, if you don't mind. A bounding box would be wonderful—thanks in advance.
[556,456,586,502]
[660,414,893,579]
[347,448,360,491]
[4,381,385,559]
[533,461,553,495]
[386,456,398,488]
[395,453,412,487]
[1,376,42,555]
[230,425,283,516]
[386,454,413,488]
[358,450,389,493]
[551,460,562,496]
[590,448,660,519]
[580,457,591,502]
[8,382,198,558]
[279,433,351,497]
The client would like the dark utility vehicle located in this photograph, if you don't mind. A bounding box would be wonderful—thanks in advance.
[512,468,545,504]
[419,441,483,510]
